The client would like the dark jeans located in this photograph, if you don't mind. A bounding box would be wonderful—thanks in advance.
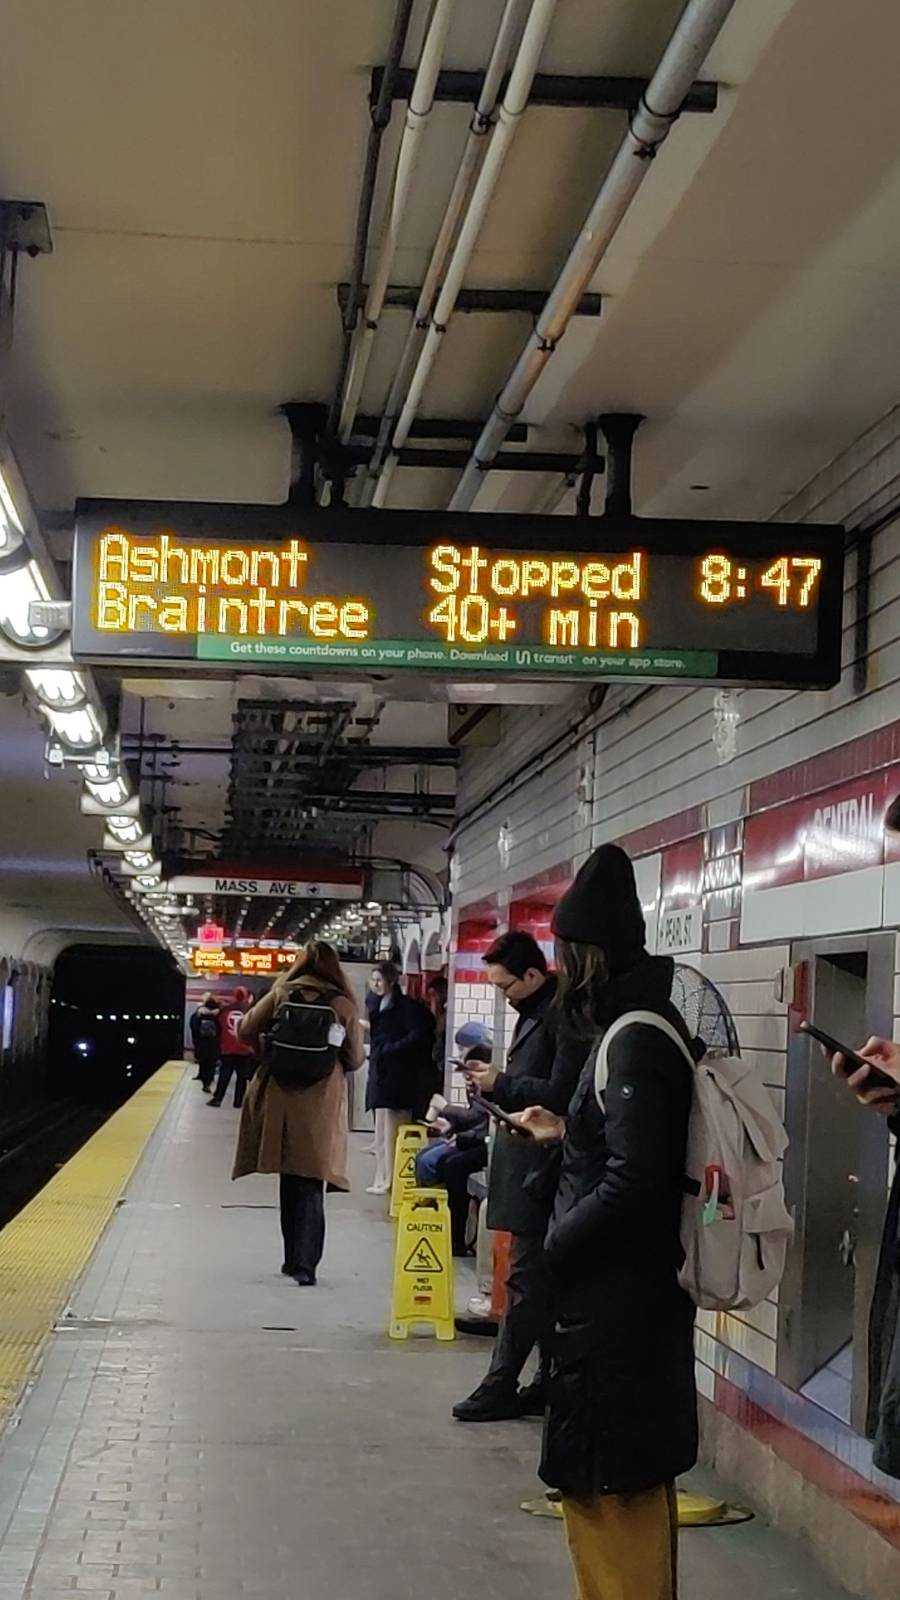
[484,1229,553,1394]
[212,1054,255,1107]
[196,1047,219,1091]
[416,1144,485,1255]
[280,1175,326,1276]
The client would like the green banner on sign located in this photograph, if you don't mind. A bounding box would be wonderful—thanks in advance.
[196,634,718,677]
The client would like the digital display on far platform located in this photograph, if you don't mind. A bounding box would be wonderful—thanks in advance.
[190,946,298,976]
[72,502,845,687]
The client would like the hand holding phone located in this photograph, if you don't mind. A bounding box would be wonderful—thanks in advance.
[800,1022,900,1092]
[469,1094,534,1139]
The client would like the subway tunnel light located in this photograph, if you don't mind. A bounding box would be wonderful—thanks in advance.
[26,668,87,709]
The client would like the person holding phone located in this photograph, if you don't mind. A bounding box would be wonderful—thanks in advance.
[510,844,698,1600]
[828,1035,900,1480]
[452,931,590,1424]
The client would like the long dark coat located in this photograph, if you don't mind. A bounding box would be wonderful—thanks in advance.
[539,955,698,1500]
[487,975,591,1236]
[365,988,436,1114]
[232,977,364,1190]
[869,1113,900,1477]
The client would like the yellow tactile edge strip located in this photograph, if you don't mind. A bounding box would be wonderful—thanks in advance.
[0,1059,185,1431]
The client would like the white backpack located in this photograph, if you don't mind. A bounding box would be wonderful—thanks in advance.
[595,1011,794,1312]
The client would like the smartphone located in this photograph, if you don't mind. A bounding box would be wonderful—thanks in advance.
[470,1093,533,1139]
[800,1021,898,1091]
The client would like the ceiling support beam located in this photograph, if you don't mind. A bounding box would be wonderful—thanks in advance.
[370,68,719,116]
[337,283,602,318]
[352,415,528,444]
[596,414,643,517]
[344,445,604,475]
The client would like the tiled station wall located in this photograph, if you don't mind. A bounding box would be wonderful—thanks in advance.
[449,406,900,1512]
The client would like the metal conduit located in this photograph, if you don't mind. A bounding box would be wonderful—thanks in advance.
[358,0,527,504]
[326,0,415,439]
[370,0,559,506]
[447,0,740,512]
[338,0,457,445]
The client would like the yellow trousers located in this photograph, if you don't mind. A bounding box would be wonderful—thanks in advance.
[561,1483,678,1600]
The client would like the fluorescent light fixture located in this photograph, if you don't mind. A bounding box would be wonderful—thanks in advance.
[81,789,140,817]
[105,815,145,844]
[85,774,132,808]
[82,757,118,783]
[0,561,52,645]
[0,462,24,539]
[45,703,106,748]
[26,668,87,709]
[122,852,157,871]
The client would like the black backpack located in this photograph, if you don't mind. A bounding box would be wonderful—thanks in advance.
[266,990,343,1089]
[197,1013,219,1042]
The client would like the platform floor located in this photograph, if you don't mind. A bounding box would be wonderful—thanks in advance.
[0,1071,856,1600]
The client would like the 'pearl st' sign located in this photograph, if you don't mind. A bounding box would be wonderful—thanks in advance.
[72,499,845,688]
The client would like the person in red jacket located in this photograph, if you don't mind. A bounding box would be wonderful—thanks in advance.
[208,987,257,1109]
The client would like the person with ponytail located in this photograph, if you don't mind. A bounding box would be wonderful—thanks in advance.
[232,942,364,1285]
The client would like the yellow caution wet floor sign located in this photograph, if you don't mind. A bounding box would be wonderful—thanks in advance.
[389,1189,454,1341]
[388,1123,429,1218]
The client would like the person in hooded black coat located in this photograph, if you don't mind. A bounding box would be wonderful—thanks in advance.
[515,845,697,1600]
[365,961,435,1194]
[829,1034,900,1481]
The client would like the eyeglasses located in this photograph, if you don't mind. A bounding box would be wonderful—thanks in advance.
[493,975,526,996]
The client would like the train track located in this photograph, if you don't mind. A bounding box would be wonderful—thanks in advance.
[0,1101,109,1230]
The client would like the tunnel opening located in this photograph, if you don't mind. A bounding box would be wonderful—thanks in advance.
[0,944,184,1232]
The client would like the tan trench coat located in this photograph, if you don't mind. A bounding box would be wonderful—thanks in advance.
[232,977,364,1191]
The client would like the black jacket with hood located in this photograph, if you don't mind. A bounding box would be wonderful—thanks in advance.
[487,975,591,1236]
[539,953,698,1500]
[537,844,697,1501]
[869,1111,900,1478]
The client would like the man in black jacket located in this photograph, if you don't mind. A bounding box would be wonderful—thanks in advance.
[452,931,590,1423]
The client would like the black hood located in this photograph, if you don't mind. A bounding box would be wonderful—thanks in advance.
[551,844,646,974]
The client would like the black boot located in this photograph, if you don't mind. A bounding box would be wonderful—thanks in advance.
[516,1379,548,1417]
[452,1381,522,1422]
[454,1314,499,1337]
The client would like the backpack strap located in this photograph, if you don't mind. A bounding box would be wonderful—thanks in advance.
[594,1009,695,1107]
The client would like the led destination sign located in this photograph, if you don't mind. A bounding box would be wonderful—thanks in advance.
[72,502,845,687]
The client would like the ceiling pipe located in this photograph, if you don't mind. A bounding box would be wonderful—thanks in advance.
[326,0,415,439]
[338,0,457,446]
[369,0,558,507]
[358,0,526,504]
[447,0,739,512]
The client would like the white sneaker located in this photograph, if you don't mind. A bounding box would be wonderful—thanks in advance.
[466,1294,493,1318]
[366,1182,390,1195]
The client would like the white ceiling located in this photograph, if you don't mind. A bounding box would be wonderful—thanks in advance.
[2,0,899,945]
